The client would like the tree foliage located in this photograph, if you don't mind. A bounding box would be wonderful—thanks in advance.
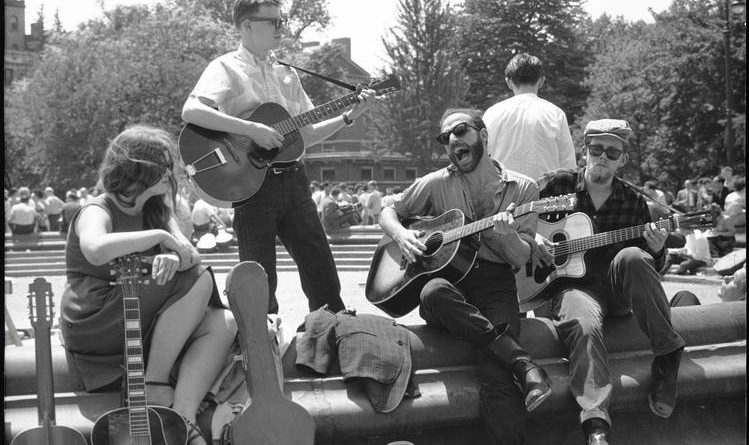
[456,0,591,123]
[4,0,332,191]
[580,0,746,188]
[373,0,469,171]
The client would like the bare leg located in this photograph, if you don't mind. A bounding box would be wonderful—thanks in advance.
[144,272,213,405]
[172,308,237,419]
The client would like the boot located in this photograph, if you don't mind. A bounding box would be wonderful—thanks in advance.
[582,418,610,445]
[485,324,552,412]
[649,346,684,418]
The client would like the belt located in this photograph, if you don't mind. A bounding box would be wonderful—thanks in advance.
[270,161,302,175]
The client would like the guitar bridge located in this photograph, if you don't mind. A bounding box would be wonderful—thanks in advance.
[185,147,227,176]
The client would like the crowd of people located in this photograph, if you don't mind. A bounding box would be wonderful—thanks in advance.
[4,2,747,444]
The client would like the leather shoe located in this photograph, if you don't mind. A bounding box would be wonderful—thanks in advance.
[649,346,683,418]
[582,418,610,445]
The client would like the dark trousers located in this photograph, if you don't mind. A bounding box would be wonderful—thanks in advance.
[418,260,525,445]
[47,214,61,232]
[232,167,343,314]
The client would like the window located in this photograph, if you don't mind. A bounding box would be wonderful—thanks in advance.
[320,143,336,153]
[4,69,13,85]
[11,16,19,31]
[321,168,336,182]
[383,167,396,181]
[405,168,417,181]
[360,167,373,181]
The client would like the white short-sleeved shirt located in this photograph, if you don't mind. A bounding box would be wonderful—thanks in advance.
[483,93,577,181]
[189,45,315,141]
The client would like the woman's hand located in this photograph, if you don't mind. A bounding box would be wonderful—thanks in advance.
[150,252,180,285]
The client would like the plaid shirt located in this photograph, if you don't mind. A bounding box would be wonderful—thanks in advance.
[537,168,664,281]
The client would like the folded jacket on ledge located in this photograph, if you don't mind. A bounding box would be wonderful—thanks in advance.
[296,306,420,413]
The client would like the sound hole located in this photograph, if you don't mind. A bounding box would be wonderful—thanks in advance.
[422,232,443,257]
[552,232,568,266]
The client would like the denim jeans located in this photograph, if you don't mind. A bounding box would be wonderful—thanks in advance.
[549,247,686,427]
[232,167,344,314]
[419,260,526,445]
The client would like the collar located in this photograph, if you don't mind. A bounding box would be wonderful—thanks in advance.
[237,44,278,66]
[578,168,627,201]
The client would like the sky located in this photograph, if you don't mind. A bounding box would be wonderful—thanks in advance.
[24,0,674,73]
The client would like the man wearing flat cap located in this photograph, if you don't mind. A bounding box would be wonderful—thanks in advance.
[531,119,686,444]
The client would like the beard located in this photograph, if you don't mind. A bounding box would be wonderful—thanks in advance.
[587,164,615,183]
[448,138,484,173]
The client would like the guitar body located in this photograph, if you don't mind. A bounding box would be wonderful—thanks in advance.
[178,102,304,207]
[365,209,480,317]
[10,425,87,445]
[91,406,187,445]
[516,212,594,312]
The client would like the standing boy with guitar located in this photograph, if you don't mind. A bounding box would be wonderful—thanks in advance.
[379,108,551,445]
[533,119,686,444]
[181,0,376,314]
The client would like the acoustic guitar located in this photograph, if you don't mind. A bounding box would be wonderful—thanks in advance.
[10,278,88,445]
[179,75,401,208]
[224,261,315,444]
[516,209,718,312]
[91,254,188,445]
[365,194,577,317]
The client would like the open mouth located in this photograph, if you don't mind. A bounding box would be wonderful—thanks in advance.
[454,147,470,161]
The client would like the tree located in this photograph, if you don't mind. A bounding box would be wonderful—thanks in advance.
[457,0,591,123]
[4,0,335,192]
[580,0,746,188]
[372,0,468,172]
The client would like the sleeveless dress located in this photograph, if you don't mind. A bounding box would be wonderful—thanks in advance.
[60,195,222,391]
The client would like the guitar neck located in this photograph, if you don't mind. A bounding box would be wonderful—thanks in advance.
[273,93,359,135]
[442,201,538,244]
[123,295,151,438]
[550,217,675,256]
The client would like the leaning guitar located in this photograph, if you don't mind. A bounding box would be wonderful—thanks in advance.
[179,75,401,207]
[91,254,188,445]
[516,209,717,312]
[365,194,577,317]
[10,278,88,445]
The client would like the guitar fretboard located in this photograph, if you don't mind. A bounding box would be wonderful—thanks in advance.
[443,195,575,244]
[550,218,676,256]
[122,273,151,439]
[273,94,359,136]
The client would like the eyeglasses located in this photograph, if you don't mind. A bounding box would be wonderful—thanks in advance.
[247,16,286,31]
[436,122,479,145]
[587,144,623,161]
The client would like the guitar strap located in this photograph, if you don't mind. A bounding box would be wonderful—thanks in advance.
[619,178,684,215]
[277,60,360,91]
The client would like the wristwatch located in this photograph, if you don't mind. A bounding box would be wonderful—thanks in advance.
[342,112,354,127]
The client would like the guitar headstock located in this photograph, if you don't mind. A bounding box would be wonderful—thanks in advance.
[111,254,148,289]
[27,277,54,331]
[674,208,719,230]
[536,193,577,214]
[367,74,401,96]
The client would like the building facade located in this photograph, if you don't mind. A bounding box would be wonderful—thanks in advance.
[4,0,42,85]
[301,38,440,190]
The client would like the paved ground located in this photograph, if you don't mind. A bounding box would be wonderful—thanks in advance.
[4,269,724,349]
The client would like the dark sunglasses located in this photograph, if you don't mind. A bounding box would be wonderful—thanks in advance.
[436,122,479,145]
[247,16,287,31]
[587,144,623,161]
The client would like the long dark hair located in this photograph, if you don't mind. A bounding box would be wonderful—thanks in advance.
[98,125,178,231]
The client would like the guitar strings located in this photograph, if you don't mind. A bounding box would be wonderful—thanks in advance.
[549,218,676,256]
